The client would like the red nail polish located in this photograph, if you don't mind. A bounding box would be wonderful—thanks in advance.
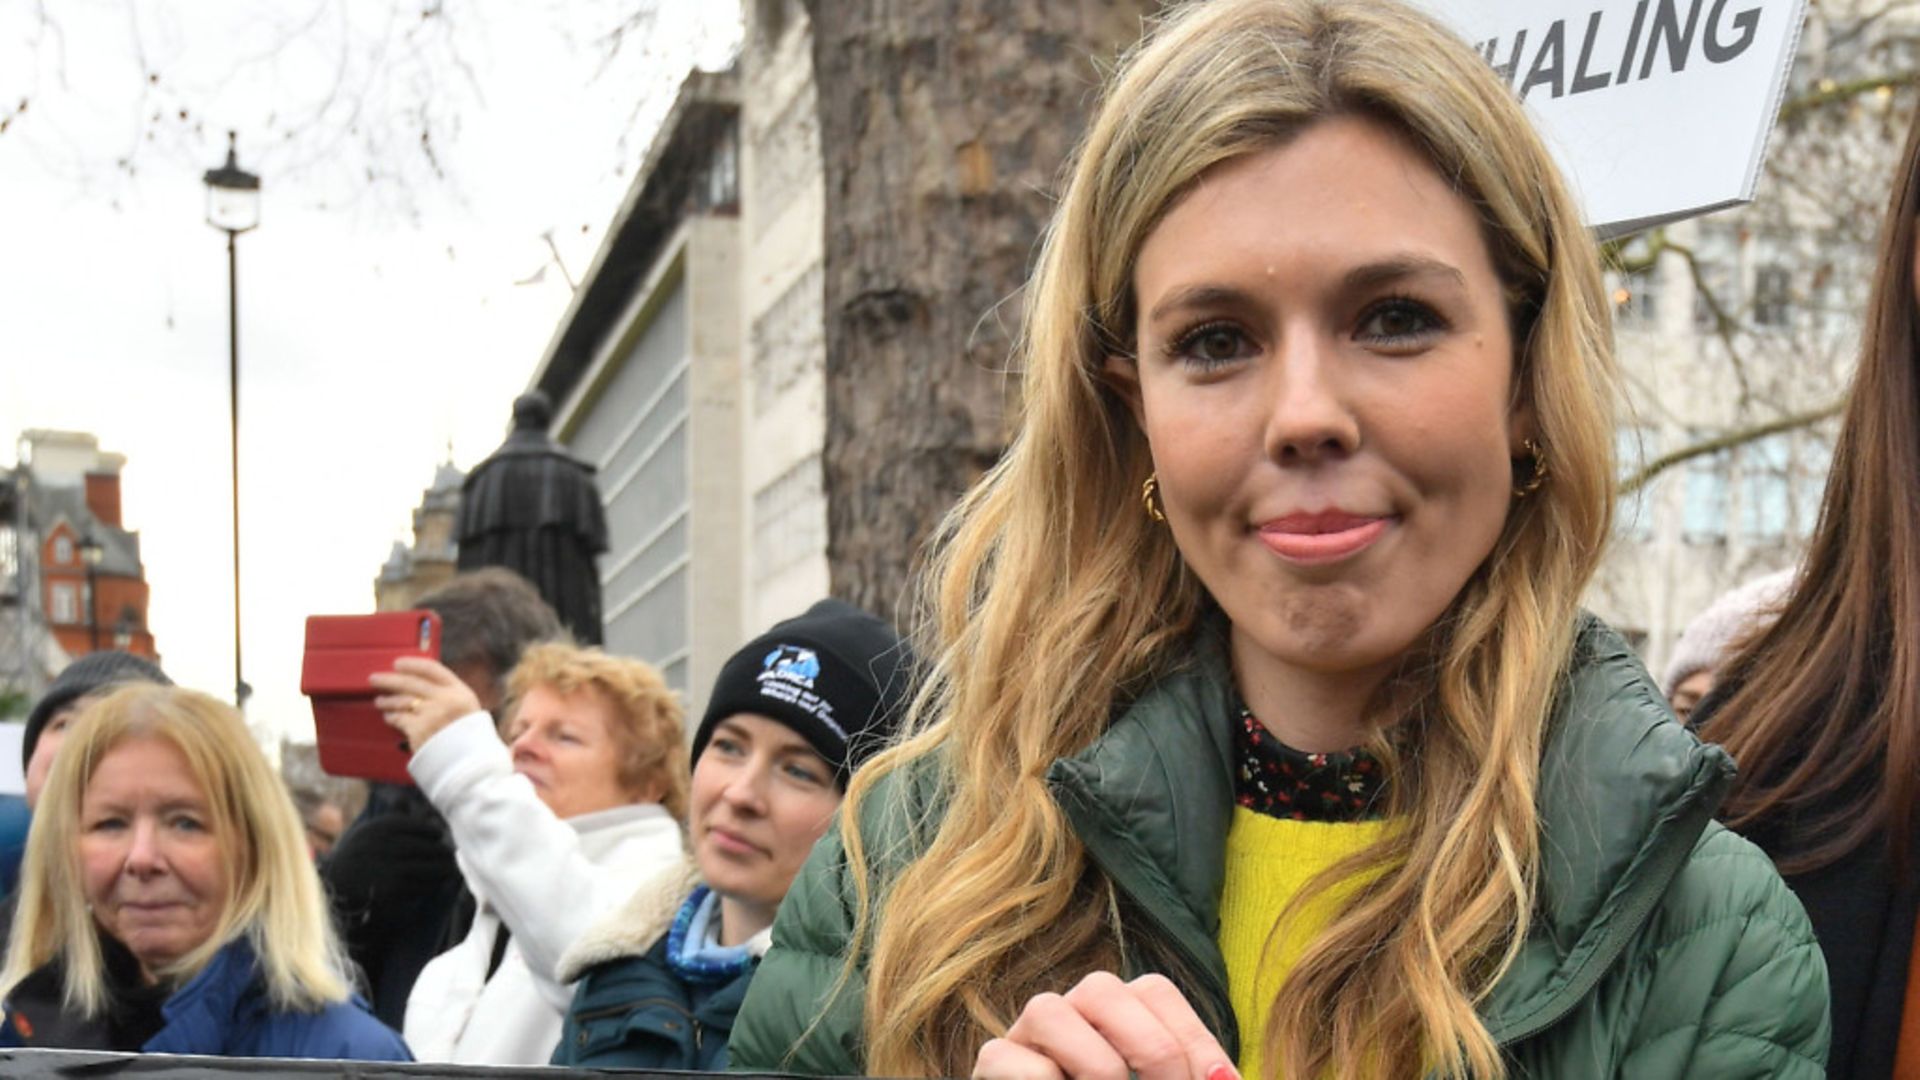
[1206,1064,1239,1080]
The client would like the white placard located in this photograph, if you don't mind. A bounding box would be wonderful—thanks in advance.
[0,723,24,796]
[1418,0,1808,237]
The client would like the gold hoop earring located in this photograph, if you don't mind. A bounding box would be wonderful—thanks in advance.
[1142,474,1167,523]
[1514,439,1549,498]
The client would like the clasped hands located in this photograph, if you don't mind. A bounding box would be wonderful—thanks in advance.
[973,972,1238,1080]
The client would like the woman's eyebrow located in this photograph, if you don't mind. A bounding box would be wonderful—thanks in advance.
[1342,255,1467,292]
[1144,257,1468,326]
[1144,283,1257,324]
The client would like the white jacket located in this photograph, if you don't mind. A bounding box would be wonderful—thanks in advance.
[401,711,686,1065]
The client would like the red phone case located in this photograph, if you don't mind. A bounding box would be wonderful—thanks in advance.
[300,612,442,785]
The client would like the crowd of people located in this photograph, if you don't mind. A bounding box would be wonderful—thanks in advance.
[6,0,1920,1076]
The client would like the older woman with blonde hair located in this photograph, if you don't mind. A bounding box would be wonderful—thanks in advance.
[729,2,1830,1078]
[374,641,687,1065]
[0,684,407,1059]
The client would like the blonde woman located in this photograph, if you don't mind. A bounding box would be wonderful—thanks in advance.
[728,2,1830,1078]
[0,685,407,1060]
[373,642,687,1065]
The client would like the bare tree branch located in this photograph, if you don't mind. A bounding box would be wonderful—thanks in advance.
[1780,72,1920,123]
[1621,402,1846,494]
[1658,237,1757,405]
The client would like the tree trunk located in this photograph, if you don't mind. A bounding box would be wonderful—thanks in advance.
[809,0,1160,623]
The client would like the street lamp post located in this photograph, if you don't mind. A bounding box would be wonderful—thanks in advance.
[204,131,260,710]
[78,532,103,654]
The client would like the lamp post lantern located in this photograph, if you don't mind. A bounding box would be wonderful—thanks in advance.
[78,532,104,654]
[204,130,260,710]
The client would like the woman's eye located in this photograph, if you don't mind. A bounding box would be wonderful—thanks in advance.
[712,736,745,757]
[86,817,125,833]
[782,761,829,787]
[1169,321,1255,369]
[1357,298,1445,346]
[170,816,206,833]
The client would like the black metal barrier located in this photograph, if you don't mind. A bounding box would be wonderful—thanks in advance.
[0,1049,766,1079]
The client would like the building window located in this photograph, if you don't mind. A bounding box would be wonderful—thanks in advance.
[1690,229,1736,332]
[1614,425,1657,542]
[1738,435,1792,541]
[1612,263,1660,326]
[53,535,72,565]
[1752,264,1792,327]
[1681,437,1729,543]
[51,582,78,625]
[701,126,740,214]
[1789,427,1835,537]
[0,525,17,597]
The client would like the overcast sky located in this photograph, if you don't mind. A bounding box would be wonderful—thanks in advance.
[1,0,741,742]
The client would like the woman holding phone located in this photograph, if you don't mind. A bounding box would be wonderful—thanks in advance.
[373,642,687,1065]
[729,2,1829,1078]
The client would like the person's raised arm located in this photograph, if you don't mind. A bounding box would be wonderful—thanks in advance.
[373,657,677,1007]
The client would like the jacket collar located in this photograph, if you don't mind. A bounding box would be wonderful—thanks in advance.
[1045,615,1732,1050]
[459,800,683,911]
[557,856,703,984]
[143,938,262,1054]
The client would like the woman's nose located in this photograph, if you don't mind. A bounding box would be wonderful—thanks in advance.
[1265,333,1360,463]
[721,762,769,813]
[123,819,164,877]
[510,729,540,762]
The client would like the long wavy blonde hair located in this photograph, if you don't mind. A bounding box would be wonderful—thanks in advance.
[833,1,1618,1078]
[2,684,354,1015]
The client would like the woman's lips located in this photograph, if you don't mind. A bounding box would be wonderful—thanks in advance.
[704,825,764,859]
[1258,512,1390,564]
[117,900,187,919]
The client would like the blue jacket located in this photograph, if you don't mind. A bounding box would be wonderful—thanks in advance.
[551,858,753,1070]
[553,932,754,1070]
[2,936,411,1061]
[0,796,30,899]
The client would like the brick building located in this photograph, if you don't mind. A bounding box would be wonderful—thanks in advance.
[15,431,159,663]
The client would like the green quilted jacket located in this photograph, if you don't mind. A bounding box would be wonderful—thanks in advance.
[730,618,1830,1078]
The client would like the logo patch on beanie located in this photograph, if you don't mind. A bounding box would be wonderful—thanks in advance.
[757,645,848,741]
[762,645,822,688]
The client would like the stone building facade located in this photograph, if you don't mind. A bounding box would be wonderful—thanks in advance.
[373,460,465,611]
[515,0,830,720]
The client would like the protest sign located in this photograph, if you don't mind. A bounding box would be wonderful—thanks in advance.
[1417,0,1808,237]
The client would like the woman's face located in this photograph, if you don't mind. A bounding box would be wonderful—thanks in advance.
[507,684,645,819]
[689,714,842,915]
[24,695,95,810]
[78,735,230,982]
[1114,115,1525,697]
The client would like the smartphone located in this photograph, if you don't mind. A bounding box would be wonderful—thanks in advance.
[300,611,442,785]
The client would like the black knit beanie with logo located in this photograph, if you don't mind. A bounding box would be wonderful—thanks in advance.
[692,599,913,787]
[23,651,172,769]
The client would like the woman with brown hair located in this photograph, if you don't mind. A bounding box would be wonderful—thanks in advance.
[1695,102,1920,1080]
[729,2,1828,1078]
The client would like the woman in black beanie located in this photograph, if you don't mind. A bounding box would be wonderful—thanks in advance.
[549,599,910,1070]
[21,651,169,811]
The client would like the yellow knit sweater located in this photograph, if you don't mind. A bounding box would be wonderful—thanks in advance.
[1217,807,1394,1080]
